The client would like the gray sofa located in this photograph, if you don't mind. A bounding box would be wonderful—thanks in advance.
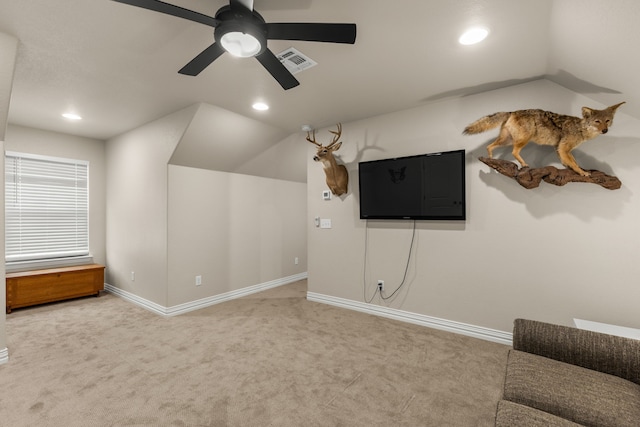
[495,318,640,426]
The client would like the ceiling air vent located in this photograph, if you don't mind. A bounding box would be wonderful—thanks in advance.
[277,47,317,75]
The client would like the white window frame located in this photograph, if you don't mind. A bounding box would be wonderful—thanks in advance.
[5,151,90,269]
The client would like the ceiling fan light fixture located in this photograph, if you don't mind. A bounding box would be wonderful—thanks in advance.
[221,31,262,57]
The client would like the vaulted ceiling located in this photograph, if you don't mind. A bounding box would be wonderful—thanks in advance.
[0,0,638,142]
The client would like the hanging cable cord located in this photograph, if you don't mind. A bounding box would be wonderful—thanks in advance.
[381,220,416,300]
[363,219,417,303]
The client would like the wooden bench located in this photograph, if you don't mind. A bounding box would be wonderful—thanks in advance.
[6,264,105,313]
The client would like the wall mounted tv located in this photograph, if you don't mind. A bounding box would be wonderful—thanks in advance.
[358,149,466,220]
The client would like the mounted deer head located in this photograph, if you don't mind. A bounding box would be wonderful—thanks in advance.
[306,123,349,196]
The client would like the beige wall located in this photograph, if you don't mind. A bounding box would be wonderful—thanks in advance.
[0,32,17,361]
[307,79,640,333]
[234,133,308,183]
[167,165,307,306]
[105,105,196,306]
[4,125,106,266]
[0,137,4,359]
[106,104,308,309]
[0,33,17,141]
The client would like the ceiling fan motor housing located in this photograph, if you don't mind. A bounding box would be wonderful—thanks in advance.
[214,6,268,57]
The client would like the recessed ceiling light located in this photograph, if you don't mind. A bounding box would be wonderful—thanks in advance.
[62,113,82,120]
[252,102,269,111]
[459,27,489,45]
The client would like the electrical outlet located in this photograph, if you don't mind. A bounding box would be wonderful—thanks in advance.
[131,271,135,281]
[195,275,202,286]
[377,280,384,291]
[320,218,332,229]
[294,257,299,265]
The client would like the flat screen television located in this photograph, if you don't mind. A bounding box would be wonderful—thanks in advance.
[358,149,465,220]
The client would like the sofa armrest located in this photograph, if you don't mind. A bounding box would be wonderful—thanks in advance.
[513,318,640,385]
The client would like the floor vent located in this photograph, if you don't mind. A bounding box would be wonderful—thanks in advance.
[277,47,317,75]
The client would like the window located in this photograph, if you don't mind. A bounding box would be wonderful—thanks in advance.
[5,152,89,264]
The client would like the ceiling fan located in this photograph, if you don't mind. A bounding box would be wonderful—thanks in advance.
[112,0,357,90]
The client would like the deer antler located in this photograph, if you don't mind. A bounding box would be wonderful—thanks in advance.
[306,123,342,147]
[327,123,342,148]
[306,129,321,147]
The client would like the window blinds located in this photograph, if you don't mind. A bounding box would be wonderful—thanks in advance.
[5,152,89,263]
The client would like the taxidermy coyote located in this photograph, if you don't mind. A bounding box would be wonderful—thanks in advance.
[463,102,625,176]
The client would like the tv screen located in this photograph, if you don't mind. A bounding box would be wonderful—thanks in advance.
[358,149,465,220]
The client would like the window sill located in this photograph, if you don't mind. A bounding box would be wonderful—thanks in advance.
[5,256,94,274]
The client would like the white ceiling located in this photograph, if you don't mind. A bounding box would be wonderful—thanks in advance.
[0,0,638,142]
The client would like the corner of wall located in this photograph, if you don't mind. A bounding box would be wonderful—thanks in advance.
[0,31,18,360]
[105,105,198,307]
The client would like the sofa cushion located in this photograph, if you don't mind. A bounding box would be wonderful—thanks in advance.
[504,350,640,427]
[495,400,584,426]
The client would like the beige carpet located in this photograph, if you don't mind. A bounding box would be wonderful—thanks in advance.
[0,280,508,426]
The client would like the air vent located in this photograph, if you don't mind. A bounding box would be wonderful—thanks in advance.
[277,47,317,75]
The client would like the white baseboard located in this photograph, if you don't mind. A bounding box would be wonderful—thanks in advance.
[306,292,512,346]
[104,272,308,317]
[0,347,8,365]
[574,318,640,340]
[103,284,168,316]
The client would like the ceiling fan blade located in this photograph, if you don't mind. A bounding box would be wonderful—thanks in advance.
[255,49,300,90]
[229,0,254,12]
[178,43,226,76]
[112,0,219,28]
[266,23,356,44]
